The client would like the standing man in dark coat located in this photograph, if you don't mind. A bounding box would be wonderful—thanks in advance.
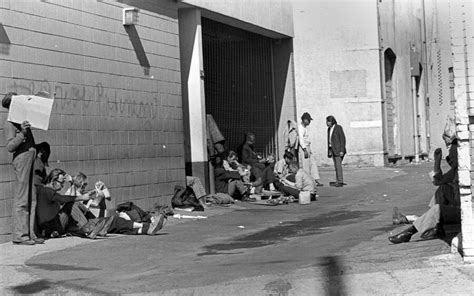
[326,115,346,187]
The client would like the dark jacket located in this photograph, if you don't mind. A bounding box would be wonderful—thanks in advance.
[240,143,259,166]
[328,124,346,157]
[215,167,241,193]
[36,186,76,225]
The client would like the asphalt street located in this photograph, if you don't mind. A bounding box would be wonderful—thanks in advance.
[1,161,473,295]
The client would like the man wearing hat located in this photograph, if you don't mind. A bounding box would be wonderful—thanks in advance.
[3,92,44,245]
[298,112,323,187]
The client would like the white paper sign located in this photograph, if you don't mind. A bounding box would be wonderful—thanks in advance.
[7,95,54,130]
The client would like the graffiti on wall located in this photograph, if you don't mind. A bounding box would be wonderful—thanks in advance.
[7,80,162,127]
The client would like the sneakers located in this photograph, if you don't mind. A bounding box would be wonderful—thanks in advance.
[147,214,166,235]
[269,183,276,191]
[392,207,410,225]
[33,237,45,244]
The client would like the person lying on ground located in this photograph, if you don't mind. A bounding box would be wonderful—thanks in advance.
[274,162,317,200]
[64,172,166,236]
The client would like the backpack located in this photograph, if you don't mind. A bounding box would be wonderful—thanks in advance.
[171,185,204,211]
[116,201,152,223]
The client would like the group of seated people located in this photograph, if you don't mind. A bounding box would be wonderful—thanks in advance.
[33,142,166,240]
[213,132,317,202]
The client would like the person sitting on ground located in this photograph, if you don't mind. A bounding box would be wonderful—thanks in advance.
[214,154,251,201]
[274,162,316,200]
[33,142,51,187]
[36,168,107,239]
[389,139,460,243]
[223,150,251,183]
[274,150,295,181]
[64,172,166,236]
[238,132,267,188]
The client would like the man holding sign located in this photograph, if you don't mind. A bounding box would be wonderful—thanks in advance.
[3,92,52,245]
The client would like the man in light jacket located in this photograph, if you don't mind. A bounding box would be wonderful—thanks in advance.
[298,112,323,187]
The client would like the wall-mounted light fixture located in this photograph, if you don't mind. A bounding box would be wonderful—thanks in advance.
[123,8,139,26]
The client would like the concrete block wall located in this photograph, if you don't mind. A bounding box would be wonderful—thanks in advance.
[449,0,474,261]
[0,0,185,242]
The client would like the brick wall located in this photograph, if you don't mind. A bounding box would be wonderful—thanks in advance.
[449,0,474,261]
[0,1,185,242]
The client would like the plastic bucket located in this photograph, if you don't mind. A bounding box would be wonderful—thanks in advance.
[299,191,311,205]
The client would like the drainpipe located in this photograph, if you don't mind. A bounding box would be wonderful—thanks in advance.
[411,75,420,163]
[421,0,431,154]
[376,0,389,164]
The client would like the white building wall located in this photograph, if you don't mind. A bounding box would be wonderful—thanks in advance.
[449,0,474,262]
[292,0,384,167]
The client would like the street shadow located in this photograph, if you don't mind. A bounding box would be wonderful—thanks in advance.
[10,279,52,294]
[320,256,347,296]
[27,263,101,271]
[9,278,109,295]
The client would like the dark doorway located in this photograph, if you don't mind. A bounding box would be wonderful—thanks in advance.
[202,18,277,156]
[384,48,397,156]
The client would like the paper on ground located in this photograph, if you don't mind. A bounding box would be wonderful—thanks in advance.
[7,95,54,130]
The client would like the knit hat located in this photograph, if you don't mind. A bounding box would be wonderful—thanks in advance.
[2,92,17,109]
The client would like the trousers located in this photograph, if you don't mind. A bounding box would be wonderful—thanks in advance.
[228,180,247,197]
[298,146,320,180]
[274,180,301,198]
[11,150,37,242]
[332,151,343,183]
[413,204,460,234]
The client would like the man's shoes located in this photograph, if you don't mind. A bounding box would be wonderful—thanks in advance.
[392,207,410,225]
[420,225,445,240]
[12,240,35,245]
[315,181,324,187]
[334,183,344,187]
[388,226,418,244]
[148,214,166,235]
[329,181,337,186]
[33,237,45,244]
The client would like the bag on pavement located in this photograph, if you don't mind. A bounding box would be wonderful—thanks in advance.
[171,185,204,211]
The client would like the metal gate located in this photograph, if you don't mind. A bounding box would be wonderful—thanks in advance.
[202,18,277,157]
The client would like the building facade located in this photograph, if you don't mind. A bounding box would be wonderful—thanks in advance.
[0,0,295,242]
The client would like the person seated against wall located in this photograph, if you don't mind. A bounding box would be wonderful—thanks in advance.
[64,172,166,236]
[36,168,109,239]
[389,134,460,243]
[223,150,251,183]
[33,142,51,188]
[237,132,276,193]
[274,162,317,200]
[214,153,251,201]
